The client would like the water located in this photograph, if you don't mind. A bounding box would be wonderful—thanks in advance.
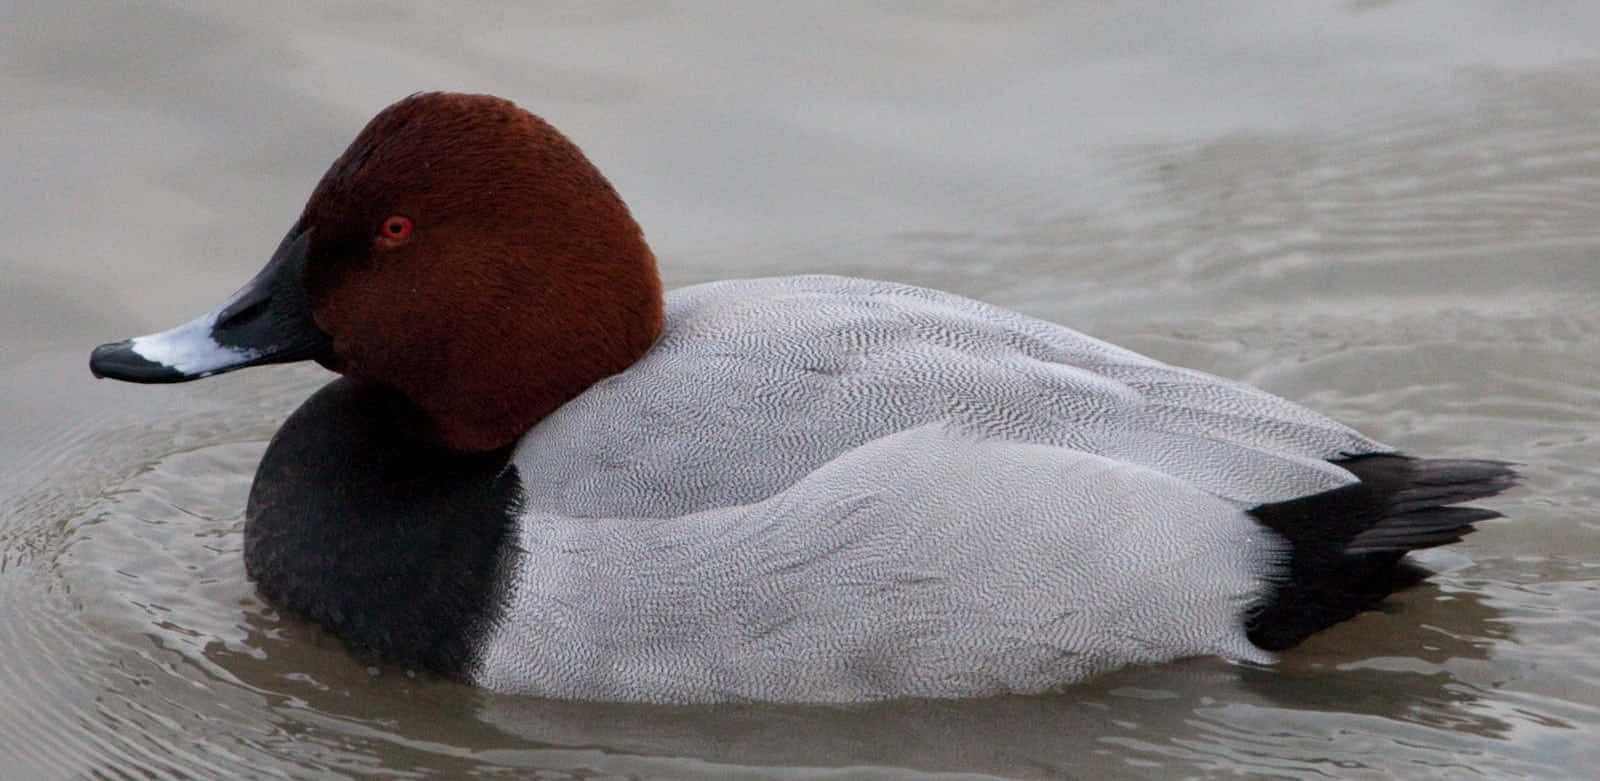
[4,2,1599,777]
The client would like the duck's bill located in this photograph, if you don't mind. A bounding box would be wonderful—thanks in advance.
[89,222,331,383]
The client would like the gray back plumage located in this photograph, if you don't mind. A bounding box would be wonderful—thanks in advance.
[513,276,1386,514]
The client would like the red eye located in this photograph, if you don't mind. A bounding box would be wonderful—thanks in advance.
[379,215,414,242]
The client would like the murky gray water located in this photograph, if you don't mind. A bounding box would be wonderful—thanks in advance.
[4,2,1599,778]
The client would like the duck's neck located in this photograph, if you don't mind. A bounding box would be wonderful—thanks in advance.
[243,377,523,676]
[361,254,665,454]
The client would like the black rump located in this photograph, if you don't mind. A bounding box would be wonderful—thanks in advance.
[1245,454,1517,651]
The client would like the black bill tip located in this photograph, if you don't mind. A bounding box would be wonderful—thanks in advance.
[89,340,192,383]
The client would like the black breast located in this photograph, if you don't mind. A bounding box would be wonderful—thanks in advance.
[244,377,521,678]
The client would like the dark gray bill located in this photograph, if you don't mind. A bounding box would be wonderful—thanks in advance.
[89,221,331,383]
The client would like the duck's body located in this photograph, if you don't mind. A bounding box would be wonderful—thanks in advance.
[90,93,1516,704]
[487,274,1304,701]
[247,274,1510,703]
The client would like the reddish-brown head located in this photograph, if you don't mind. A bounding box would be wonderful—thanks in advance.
[297,92,663,451]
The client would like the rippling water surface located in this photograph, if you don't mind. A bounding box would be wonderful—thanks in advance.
[4,2,1599,778]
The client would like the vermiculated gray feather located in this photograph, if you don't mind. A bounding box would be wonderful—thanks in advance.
[471,276,1405,702]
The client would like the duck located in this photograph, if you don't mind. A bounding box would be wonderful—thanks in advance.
[88,92,1516,704]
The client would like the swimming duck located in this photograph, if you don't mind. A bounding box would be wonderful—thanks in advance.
[88,92,1516,704]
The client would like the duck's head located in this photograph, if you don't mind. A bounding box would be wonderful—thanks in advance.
[90,92,664,452]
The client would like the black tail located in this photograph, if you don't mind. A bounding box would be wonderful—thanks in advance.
[1245,454,1517,651]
